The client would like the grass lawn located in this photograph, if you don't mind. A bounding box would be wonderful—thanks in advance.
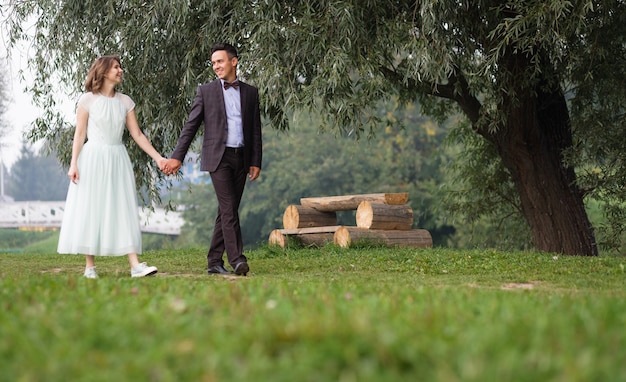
[1,245,625,382]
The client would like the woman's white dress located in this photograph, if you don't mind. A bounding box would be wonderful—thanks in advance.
[57,92,142,256]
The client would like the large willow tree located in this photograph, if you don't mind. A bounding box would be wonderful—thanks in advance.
[4,1,626,255]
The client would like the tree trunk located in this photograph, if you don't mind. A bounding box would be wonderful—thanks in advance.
[482,54,598,255]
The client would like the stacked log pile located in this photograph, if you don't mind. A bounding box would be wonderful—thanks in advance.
[269,193,432,249]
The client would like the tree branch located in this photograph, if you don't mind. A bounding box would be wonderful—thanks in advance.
[380,65,482,125]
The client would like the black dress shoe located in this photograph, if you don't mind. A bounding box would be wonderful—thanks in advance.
[207,265,232,275]
[233,262,249,276]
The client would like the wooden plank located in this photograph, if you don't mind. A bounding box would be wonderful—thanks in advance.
[269,228,337,248]
[300,193,409,212]
[334,227,432,248]
[279,226,343,235]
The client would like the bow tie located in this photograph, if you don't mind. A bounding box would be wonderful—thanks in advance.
[223,80,239,90]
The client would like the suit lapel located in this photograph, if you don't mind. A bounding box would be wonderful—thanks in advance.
[211,80,226,114]
[239,82,248,128]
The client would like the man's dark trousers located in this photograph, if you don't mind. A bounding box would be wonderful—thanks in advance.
[207,148,247,267]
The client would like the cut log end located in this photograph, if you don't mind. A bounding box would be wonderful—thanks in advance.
[282,205,337,229]
[356,201,414,230]
[384,193,409,205]
[334,226,352,248]
[269,229,287,248]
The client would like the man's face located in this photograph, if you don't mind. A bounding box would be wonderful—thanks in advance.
[211,50,237,82]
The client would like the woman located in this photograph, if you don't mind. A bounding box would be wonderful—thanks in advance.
[57,55,166,278]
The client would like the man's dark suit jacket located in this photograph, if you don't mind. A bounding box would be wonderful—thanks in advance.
[171,79,262,172]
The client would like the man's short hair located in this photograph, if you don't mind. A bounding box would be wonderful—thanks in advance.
[211,43,238,59]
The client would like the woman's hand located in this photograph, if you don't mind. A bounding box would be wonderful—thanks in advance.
[68,164,79,184]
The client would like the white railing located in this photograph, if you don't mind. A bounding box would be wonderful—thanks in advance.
[0,201,183,235]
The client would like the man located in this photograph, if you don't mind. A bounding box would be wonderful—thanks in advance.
[163,43,262,276]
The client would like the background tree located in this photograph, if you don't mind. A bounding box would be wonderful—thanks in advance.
[173,104,469,249]
[5,1,626,255]
[6,143,68,201]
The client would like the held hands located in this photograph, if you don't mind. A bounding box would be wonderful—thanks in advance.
[161,158,182,175]
[157,157,168,172]
[158,158,259,179]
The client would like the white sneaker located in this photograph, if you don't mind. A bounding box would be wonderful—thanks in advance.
[131,262,158,278]
[84,266,98,279]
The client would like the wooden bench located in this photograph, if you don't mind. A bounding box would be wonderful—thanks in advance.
[268,193,432,249]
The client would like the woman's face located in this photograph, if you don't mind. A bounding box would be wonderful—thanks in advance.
[104,61,123,85]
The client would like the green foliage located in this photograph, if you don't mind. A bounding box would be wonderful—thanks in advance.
[0,229,181,254]
[5,143,68,201]
[560,2,626,254]
[175,178,219,248]
[5,0,626,254]
[440,121,532,250]
[1,248,625,381]
[141,233,181,252]
[0,229,58,252]
[173,103,457,248]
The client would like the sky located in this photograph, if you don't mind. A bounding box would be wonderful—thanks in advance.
[1,9,39,170]
[2,47,39,170]
[1,29,74,171]
[0,14,78,202]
